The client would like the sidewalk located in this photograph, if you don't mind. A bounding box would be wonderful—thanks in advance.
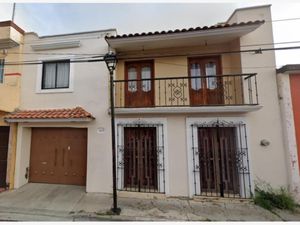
[0,184,299,221]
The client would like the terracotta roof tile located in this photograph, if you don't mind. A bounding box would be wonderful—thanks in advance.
[105,20,264,40]
[4,107,94,120]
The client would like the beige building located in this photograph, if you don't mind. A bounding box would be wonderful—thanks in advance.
[2,5,289,200]
[106,5,288,198]
[0,21,24,190]
[4,28,117,193]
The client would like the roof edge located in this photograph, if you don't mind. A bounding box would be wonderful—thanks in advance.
[0,20,25,35]
[277,64,300,74]
[226,4,271,24]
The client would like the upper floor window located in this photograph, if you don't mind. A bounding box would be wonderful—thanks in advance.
[0,59,4,83]
[42,60,70,89]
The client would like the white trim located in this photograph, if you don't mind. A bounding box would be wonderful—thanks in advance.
[31,41,81,51]
[115,117,169,196]
[114,105,262,115]
[186,116,253,198]
[35,57,75,94]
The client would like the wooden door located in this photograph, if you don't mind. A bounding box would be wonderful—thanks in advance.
[189,56,223,106]
[29,128,87,186]
[125,61,154,107]
[0,127,9,188]
[198,127,239,196]
[124,127,157,191]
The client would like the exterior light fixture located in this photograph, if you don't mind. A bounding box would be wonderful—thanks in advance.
[104,51,121,215]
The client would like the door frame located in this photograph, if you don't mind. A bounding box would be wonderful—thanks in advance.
[187,55,223,106]
[186,117,253,198]
[115,118,169,195]
[124,60,155,107]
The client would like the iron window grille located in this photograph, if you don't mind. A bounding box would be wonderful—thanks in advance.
[0,59,4,83]
[116,120,166,193]
[190,119,252,198]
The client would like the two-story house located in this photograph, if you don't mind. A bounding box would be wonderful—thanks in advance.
[105,5,288,198]
[0,21,24,190]
[4,28,117,193]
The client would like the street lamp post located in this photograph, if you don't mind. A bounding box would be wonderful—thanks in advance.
[104,51,121,215]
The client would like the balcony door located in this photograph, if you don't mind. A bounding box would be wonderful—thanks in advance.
[125,61,154,107]
[189,56,223,106]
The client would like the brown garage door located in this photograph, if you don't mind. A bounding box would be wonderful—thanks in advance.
[29,128,87,186]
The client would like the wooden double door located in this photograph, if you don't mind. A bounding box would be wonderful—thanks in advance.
[189,56,224,105]
[125,61,154,108]
[29,128,87,186]
[124,127,157,191]
[198,127,239,196]
[0,127,9,188]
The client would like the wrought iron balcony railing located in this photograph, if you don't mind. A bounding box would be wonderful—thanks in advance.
[114,73,258,108]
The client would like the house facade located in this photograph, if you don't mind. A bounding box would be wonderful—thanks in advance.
[106,5,288,198]
[0,21,24,190]
[4,28,117,193]
[277,65,300,200]
[0,4,291,200]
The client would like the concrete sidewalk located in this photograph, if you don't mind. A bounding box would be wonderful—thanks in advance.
[0,183,298,221]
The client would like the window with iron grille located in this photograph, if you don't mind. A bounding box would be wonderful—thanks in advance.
[42,60,70,89]
[116,121,166,193]
[0,59,4,83]
[190,119,252,198]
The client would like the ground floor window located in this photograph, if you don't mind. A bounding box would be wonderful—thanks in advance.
[190,119,252,198]
[116,120,165,193]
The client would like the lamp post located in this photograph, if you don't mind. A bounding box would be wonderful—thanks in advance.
[104,51,121,215]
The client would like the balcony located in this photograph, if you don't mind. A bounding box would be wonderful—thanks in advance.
[113,73,261,114]
[0,21,24,49]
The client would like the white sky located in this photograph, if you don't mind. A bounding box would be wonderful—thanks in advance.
[0,1,300,68]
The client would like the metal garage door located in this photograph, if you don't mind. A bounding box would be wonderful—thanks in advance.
[29,128,87,186]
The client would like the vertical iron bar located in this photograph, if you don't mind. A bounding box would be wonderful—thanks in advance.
[254,75,259,105]
[191,125,197,195]
[216,122,224,197]
[244,124,251,198]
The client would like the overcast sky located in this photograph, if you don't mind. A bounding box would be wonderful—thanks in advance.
[0,2,300,68]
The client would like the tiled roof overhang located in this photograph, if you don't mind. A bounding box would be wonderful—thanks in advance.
[277,64,300,74]
[105,20,264,51]
[4,107,95,123]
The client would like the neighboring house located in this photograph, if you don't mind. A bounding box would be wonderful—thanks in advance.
[4,28,117,193]
[0,21,24,190]
[277,65,300,200]
[105,5,288,198]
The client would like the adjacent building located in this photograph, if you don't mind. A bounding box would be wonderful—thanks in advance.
[0,21,24,190]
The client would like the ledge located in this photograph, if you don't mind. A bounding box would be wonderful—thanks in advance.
[113,105,263,115]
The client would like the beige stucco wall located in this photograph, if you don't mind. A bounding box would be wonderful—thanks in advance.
[14,29,117,193]
[227,6,288,188]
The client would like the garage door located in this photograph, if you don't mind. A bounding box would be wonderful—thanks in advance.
[29,128,87,186]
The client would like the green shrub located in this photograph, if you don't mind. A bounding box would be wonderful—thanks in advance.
[254,183,297,211]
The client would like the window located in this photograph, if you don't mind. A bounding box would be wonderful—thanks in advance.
[190,63,201,90]
[0,59,4,83]
[206,62,217,90]
[141,66,151,92]
[128,67,137,92]
[42,60,70,89]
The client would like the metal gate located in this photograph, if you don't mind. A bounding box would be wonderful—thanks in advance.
[191,119,252,198]
[116,122,165,193]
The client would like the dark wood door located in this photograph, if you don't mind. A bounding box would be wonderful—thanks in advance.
[0,127,9,188]
[189,56,223,106]
[198,127,239,196]
[29,128,87,186]
[124,127,157,190]
[125,61,154,107]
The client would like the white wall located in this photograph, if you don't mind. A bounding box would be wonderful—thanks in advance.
[15,30,117,193]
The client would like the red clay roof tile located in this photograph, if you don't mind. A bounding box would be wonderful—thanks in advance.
[4,107,94,120]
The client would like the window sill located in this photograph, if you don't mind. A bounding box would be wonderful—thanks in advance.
[36,88,73,94]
